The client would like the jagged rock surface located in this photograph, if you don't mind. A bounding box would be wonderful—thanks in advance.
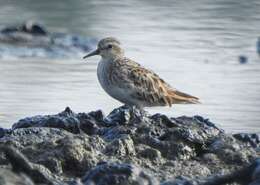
[0,106,259,185]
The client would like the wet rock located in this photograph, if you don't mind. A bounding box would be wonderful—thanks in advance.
[56,135,103,177]
[0,168,35,185]
[0,127,6,138]
[1,146,57,184]
[0,21,96,59]
[0,106,259,185]
[104,105,148,126]
[1,21,47,36]
[136,144,162,163]
[161,177,195,185]
[12,107,81,134]
[105,134,136,157]
[161,158,260,185]
[201,153,219,164]
[82,162,159,185]
[251,159,260,185]
[77,110,104,135]
[133,114,222,160]
[0,145,86,185]
[0,127,105,178]
[208,135,256,165]
[12,107,104,135]
[233,133,260,148]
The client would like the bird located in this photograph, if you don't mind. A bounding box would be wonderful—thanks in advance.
[83,37,200,109]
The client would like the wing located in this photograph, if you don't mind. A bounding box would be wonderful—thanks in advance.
[110,58,199,107]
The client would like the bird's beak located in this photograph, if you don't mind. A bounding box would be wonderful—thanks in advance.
[83,49,100,59]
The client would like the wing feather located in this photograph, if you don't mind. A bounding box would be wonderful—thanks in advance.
[110,57,199,107]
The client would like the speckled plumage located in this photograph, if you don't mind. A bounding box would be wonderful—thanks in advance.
[84,37,200,108]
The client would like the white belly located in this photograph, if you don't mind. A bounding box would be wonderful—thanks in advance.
[97,59,133,105]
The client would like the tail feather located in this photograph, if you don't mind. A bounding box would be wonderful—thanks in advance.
[168,90,200,104]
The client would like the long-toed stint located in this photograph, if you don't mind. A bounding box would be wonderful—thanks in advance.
[83,37,200,108]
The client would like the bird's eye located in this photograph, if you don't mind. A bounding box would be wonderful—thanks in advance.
[108,44,113,49]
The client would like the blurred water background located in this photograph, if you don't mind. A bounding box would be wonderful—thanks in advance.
[0,0,260,132]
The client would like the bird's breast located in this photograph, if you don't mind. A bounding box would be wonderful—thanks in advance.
[97,59,112,91]
[97,59,133,104]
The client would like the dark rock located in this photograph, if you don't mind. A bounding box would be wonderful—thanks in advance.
[0,106,259,185]
[208,135,256,165]
[162,158,260,185]
[104,105,148,126]
[1,146,57,185]
[1,26,19,34]
[233,133,260,148]
[0,168,35,185]
[161,177,195,185]
[136,144,162,163]
[0,21,96,59]
[12,107,104,135]
[20,21,48,36]
[239,55,248,64]
[0,127,6,138]
[12,107,81,134]
[0,127,105,178]
[1,21,47,36]
[82,162,159,185]
[133,114,222,160]
[77,110,104,135]
[105,134,136,157]
[0,145,87,185]
[198,158,260,185]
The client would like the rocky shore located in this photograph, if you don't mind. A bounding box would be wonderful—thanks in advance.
[0,21,96,58]
[0,106,259,185]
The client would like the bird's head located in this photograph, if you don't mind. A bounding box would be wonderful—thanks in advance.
[83,37,124,60]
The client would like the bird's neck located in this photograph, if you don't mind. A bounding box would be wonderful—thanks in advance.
[101,55,124,62]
